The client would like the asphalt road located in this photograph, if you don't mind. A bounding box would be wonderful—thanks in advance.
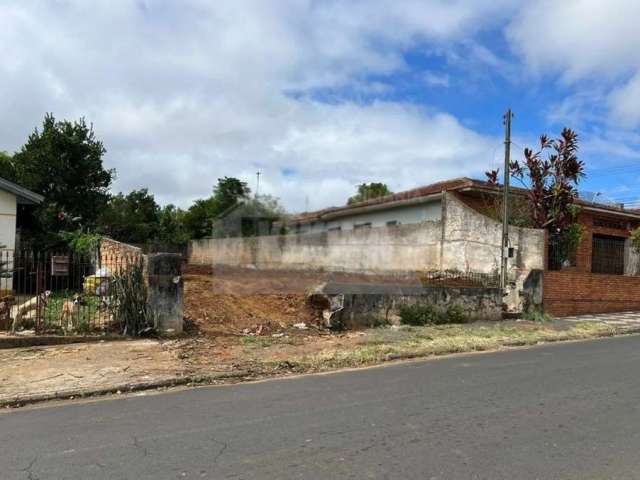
[3,336,640,480]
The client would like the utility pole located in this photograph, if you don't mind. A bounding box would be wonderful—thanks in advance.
[500,109,513,290]
[256,171,261,198]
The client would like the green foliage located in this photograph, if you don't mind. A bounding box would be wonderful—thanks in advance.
[98,188,160,244]
[111,261,153,336]
[399,303,469,326]
[157,204,190,245]
[184,177,250,239]
[558,223,584,260]
[185,178,285,239]
[183,197,216,239]
[399,304,442,326]
[347,182,392,205]
[11,114,114,247]
[43,292,102,333]
[445,304,468,324]
[523,307,552,322]
[62,229,101,257]
[0,151,16,182]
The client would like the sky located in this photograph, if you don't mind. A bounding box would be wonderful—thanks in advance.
[2,0,640,212]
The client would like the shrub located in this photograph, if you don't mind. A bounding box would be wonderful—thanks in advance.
[444,304,468,324]
[399,304,442,326]
[523,307,552,322]
[399,303,470,326]
[111,260,153,336]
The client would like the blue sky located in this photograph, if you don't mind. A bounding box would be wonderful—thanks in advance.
[2,1,640,210]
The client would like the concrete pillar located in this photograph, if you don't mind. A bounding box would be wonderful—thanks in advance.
[146,253,183,335]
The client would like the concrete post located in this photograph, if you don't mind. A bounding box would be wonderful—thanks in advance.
[146,253,183,335]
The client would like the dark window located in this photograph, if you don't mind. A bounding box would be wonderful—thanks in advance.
[354,222,372,230]
[592,234,625,275]
[386,220,399,227]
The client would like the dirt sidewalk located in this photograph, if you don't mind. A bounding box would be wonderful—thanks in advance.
[0,340,192,406]
[2,319,638,408]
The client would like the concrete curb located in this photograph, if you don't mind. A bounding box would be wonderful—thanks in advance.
[0,335,129,350]
[0,371,251,409]
[3,325,639,409]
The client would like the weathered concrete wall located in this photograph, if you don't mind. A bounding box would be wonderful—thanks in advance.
[188,192,546,312]
[190,221,443,274]
[146,253,183,335]
[443,193,546,311]
[318,283,502,329]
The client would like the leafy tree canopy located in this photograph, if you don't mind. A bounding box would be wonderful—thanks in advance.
[98,189,160,244]
[0,151,16,182]
[347,182,393,205]
[486,128,585,234]
[11,114,114,247]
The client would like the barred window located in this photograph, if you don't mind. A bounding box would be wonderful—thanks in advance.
[591,234,625,275]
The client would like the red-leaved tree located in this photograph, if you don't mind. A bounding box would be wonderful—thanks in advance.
[486,128,584,235]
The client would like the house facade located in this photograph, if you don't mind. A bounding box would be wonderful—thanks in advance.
[0,177,43,250]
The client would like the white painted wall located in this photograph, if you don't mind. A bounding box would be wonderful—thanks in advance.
[295,199,441,233]
[0,189,17,250]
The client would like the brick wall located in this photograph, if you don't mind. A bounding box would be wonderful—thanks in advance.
[544,270,640,316]
[99,237,142,273]
[544,211,640,316]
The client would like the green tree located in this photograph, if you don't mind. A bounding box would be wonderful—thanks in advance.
[213,176,250,212]
[98,189,160,244]
[347,182,392,204]
[12,114,114,246]
[183,197,217,239]
[0,151,16,182]
[157,204,189,245]
[184,177,251,239]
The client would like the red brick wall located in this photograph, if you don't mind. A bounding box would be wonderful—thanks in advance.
[544,211,640,316]
[544,270,640,316]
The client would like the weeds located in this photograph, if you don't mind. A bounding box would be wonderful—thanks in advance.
[399,303,469,326]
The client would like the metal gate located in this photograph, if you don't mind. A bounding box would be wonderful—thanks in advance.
[0,250,142,335]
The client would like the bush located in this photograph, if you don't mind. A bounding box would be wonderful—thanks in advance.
[523,307,552,322]
[399,304,442,326]
[111,261,153,336]
[399,303,469,326]
[444,304,468,324]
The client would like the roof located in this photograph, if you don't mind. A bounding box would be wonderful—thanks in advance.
[288,177,640,224]
[0,177,44,205]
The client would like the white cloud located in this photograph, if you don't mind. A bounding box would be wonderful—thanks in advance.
[0,1,515,210]
[507,0,640,127]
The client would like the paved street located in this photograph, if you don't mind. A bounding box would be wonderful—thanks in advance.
[2,335,640,479]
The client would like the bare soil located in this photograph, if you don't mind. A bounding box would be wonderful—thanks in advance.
[182,264,431,337]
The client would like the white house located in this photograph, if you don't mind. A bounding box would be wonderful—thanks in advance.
[0,176,43,250]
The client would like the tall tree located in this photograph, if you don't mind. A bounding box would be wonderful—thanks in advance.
[347,182,392,205]
[184,177,250,239]
[213,176,250,212]
[0,151,16,182]
[98,189,160,244]
[486,128,585,234]
[12,114,114,246]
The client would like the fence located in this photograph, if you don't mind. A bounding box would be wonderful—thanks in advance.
[417,270,500,288]
[0,249,146,335]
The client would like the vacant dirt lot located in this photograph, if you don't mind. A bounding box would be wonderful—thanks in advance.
[182,264,425,336]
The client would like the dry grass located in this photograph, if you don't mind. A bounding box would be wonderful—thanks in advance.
[267,321,621,372]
